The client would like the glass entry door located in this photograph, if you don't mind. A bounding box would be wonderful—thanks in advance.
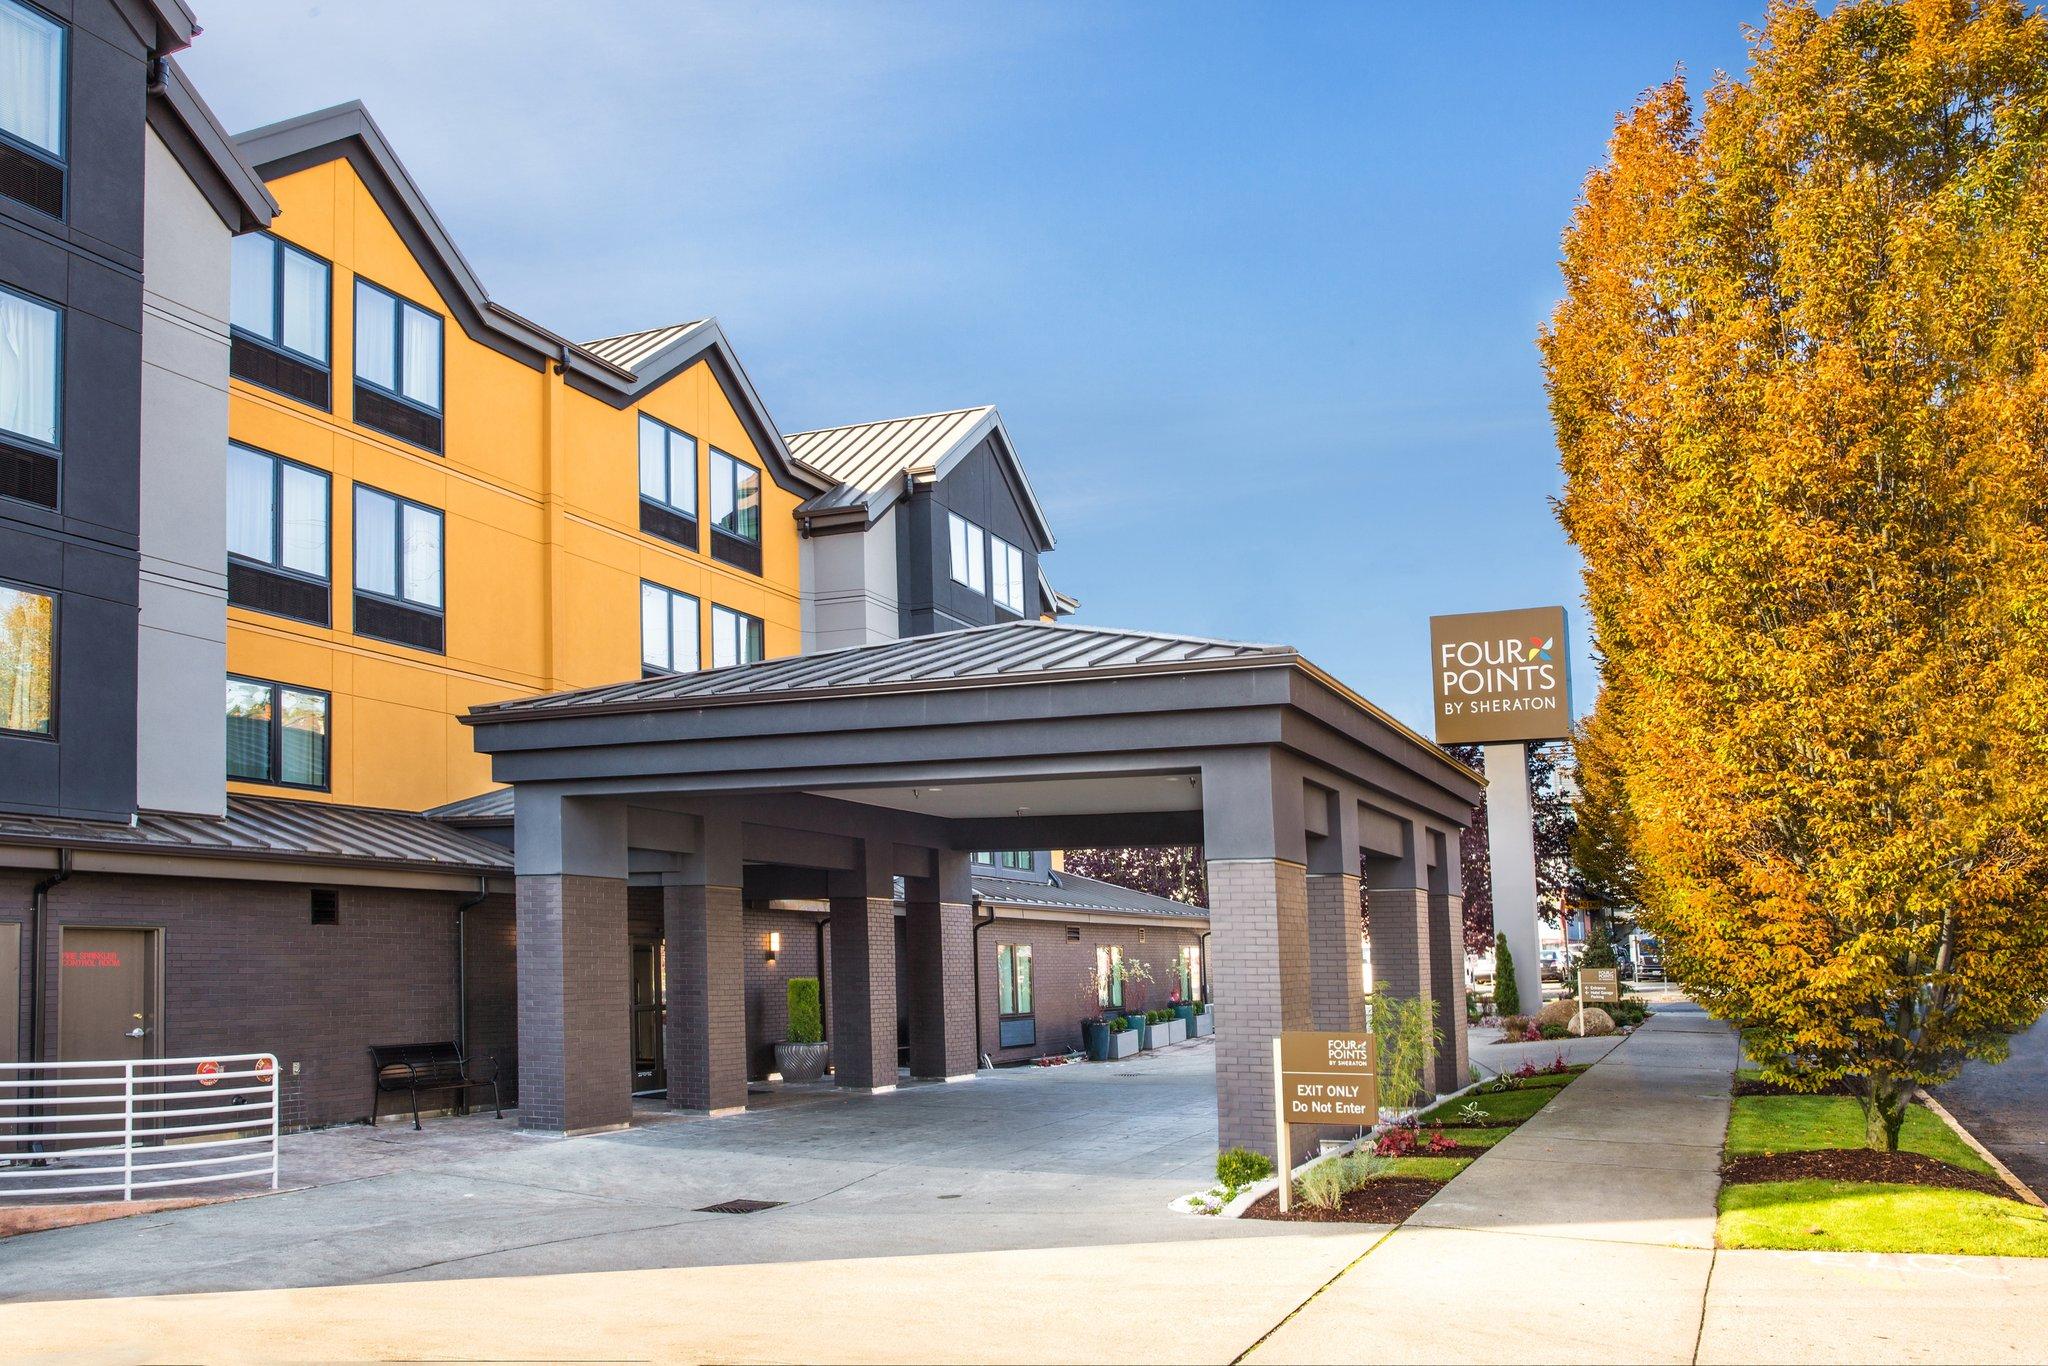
[629,941,665,1095]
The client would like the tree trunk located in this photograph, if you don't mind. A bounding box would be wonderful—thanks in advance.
[1859,1077,1909,1152]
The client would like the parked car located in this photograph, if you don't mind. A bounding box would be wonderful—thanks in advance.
[1540,950,1565,983]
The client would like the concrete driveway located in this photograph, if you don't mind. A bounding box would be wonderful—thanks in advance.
[0,1038,1354,1305]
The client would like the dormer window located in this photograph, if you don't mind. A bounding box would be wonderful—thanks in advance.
[947,513,986,593]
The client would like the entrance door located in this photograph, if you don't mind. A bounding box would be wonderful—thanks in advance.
[58,928,159,1063]
[629,941,666,1095]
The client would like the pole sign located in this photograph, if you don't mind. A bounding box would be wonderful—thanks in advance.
[1428,606,1573,745]
[1578,968,1619,1004]
[1271,1031,1378,1213]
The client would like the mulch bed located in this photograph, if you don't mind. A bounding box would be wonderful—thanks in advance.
[1721,1149,2010,1198]
[1730,1077,1856,1098]
[1244,1178,1443,1224]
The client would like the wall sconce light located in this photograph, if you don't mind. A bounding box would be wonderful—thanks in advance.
[766,931,781,964]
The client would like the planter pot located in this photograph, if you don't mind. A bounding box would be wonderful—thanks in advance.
[1082,1019,1111,1062]
[1107,1029,1140,1060]
[1124,1013,1148,1046]
[1191,1006,1214,1038]
[1173,1004,1197,1026]
[1166,1018,1188,1045]
[773,1041,830,1083]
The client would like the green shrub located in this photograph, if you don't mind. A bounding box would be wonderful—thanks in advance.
[786,978,823,1044]
[1538,1020,1571,1040]
[1108,1016,1129,1034]
[1371,987,1442,1114]
[1607,999,1649,1027]
[1217,1146,1274,1197]
[1296,1152,1392,1210]
[1494,939,1521,1016]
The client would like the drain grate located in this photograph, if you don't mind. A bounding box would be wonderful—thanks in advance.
[696,1198,784,1215]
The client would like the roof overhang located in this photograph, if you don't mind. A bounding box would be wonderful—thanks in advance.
[793,406,1055,548]
[148,59,277,234]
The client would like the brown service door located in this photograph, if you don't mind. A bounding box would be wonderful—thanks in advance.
[58,928,159,1063]
[630,941,665,1094]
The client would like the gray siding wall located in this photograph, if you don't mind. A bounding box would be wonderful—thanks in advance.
[136,126,229,816]
[799,504,901,652]
[898,434,1042,637]
[0,0,151,821]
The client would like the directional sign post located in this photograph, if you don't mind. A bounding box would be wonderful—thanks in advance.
[1577,967,1619,1038]
[1271,1031,1378,1214]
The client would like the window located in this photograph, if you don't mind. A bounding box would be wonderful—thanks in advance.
[1096,944,1125,1009]
[995,943,1034,1017]
[711,604,763,669]
[995,851,1032,871]
[230,234,330,365]
[0,284,60,449]
[1178,945,1203,1003]
[640,581,700,675]
[225,676,328,789]
[353,485,442,610]
[990,536,1025,614]
[638,415,697,515]
[947,512,986,593]
[353,279,442,410]
[0,581,53,736]
[228,444,328,579]
[710,448,760,542]
[0,1,65,218]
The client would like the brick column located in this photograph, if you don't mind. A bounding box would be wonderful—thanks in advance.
[1306,873,1364,1032]
[515,873,630,1134]
[904,852,977,1080]
[1430,892,1470,1091]
[1366,829,1436,1104]
[829,855,898,1091]
[664,879,747,1113]
[1206,857,1313,1162]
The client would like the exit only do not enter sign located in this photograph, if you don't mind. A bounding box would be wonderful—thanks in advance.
[1278,1031,1379,1125]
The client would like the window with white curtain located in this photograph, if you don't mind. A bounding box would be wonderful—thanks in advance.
[230,234,330,364]
[638,415,696,515]
[0,284,59,448]
[711,604,763,668]
[0,0,65,161]
[709,447,759,541]
[354,278,442,410]
[640,581,700,674]
[947,512,986,593]
[227,444,329,580]
[990,536,1024,614]
[353,485,442,609]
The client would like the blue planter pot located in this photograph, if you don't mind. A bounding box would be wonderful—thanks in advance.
[1082,1018,1111,1061]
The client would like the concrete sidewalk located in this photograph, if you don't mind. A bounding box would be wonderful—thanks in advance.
[1249,1008,2048,1365]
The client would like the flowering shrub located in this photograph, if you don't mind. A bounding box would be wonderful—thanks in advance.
[1373,1123,1419,1157]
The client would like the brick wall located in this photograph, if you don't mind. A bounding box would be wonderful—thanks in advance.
[976,916,1205,1064]
[515,873,629,1133]
[742,908,826,1078]
[1207,858,1313,1162]
[904,899,975,1078]
[1306,872,1364,1031]
[0,870,473,1130]
[828,896,896,1089]
[462,893,518,1105]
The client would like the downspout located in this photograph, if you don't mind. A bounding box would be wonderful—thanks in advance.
[1199,930,1212,1004]
[971,893,994,1067]
[453,876,488,1056]
[29,849,72,1062]
[814,911,829,1043]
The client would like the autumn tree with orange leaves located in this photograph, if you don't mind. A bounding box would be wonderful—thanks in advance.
[1546,0,2048,1149]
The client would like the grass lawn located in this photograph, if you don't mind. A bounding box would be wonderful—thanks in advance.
[1420,1085,1558,1126]
[1385,1155,1476,1181]
[1726,1095,1992,1173]
[1721,1180,2048,1257]
[1447,1126,1517,1149]
[1717,1093,2043,1257]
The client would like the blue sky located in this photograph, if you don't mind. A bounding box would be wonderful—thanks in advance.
[181,2,1762,732]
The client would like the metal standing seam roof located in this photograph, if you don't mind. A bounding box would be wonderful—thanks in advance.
[786,406,996,511]
[975,870,1207,921]
[465,620,1292,720]
[0,796,512,874]
[580,322,712,374]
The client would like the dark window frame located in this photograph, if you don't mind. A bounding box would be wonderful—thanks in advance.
[224,673,331,792]
[637,413,698,517]
[0,279,63,469]
[640,579,701,677]
[0,0,68,219]
[352,275,446,416]
[0,575,56,741]
[709,447,761,544]
[995,941,1034,1020]
[229,232,334,372]
[227,442,331,586]
[351,482,445,616]
[709,603,764,669]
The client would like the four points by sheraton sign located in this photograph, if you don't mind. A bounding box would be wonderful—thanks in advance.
[1428,606,1573,746]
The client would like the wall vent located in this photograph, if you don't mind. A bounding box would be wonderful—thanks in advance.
[310,888,340,925]
[1064,926,1080,942]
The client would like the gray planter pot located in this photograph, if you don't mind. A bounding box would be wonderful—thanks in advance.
[774,1041,830,1082]
[1165,1018,1188,1046]
[1106,1029,1140,1060]
[1191,1007,1214,1037]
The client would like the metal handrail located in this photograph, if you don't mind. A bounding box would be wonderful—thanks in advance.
[0,1051,281,1200]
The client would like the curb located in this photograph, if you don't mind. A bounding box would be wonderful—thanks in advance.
[1916,1086,2045,1210]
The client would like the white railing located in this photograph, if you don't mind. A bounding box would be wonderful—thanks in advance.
[0,1052,280,1201]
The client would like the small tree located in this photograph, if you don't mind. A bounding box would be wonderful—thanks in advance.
[1369,987,1441,1116]
[1493,938,1521,1017]
[786,978,823,1045]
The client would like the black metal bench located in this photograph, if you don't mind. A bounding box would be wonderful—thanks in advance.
[368,1042,500,1130]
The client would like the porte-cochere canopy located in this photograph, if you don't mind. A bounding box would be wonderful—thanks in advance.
[463,620,1483,1157]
